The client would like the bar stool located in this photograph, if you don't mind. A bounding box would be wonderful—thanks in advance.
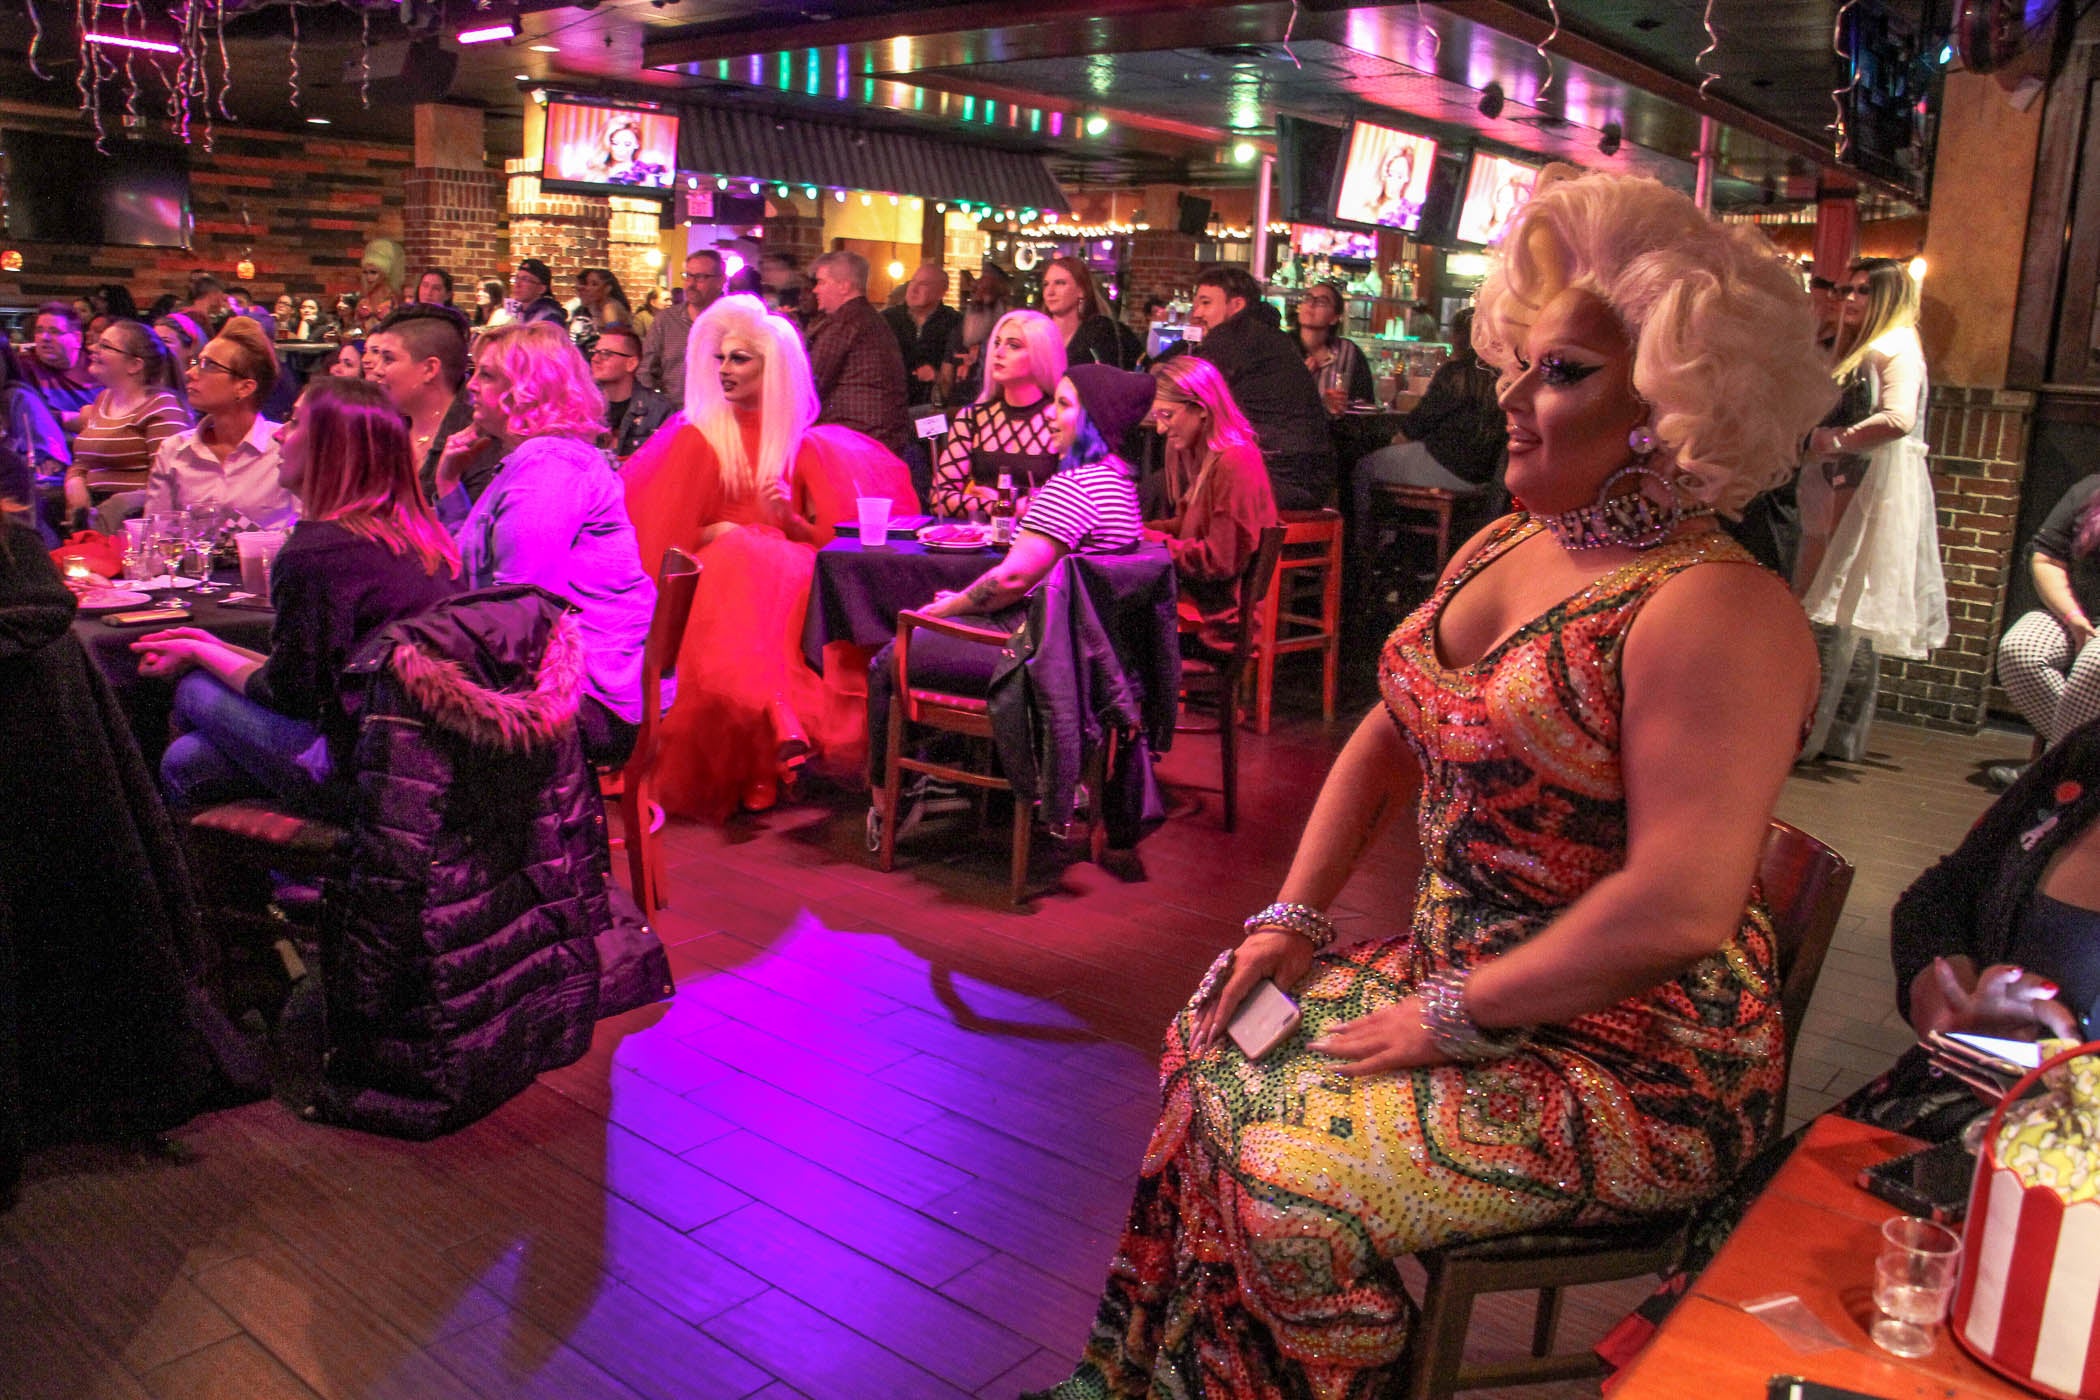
[1371,483,1467,579]
[1251,508,1344,734]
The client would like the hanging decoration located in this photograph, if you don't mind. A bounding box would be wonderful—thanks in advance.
[287,2,300,109]
[1535,0,1563,103]
[1695,0,1721,97]
[1413,0,1442,63]
[358,6,371,107]
[1830,0,1860,159]
[38,0,237,152]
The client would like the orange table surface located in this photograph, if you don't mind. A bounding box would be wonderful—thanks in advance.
[1612,1116,2034,1400]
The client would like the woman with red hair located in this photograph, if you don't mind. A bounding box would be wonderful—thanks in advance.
[432,321,657,767]
[134,377,459,815]
[621,293,916,817]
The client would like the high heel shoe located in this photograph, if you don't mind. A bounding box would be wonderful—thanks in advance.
[769,695,812,767]
[740,774,779,812]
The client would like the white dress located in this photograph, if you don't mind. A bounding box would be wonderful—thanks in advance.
[1799,325,1949,660]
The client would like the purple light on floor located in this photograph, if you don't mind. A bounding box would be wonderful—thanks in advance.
[83,31,180,54]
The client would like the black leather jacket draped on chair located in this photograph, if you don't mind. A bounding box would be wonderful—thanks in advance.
[315,584,661,1138]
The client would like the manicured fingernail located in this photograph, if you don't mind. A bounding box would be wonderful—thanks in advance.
[2039,982,2061,997]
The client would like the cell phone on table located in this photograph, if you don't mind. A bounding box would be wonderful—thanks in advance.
[1228,979,1301,1059]
[104,608,189,626]
[1856,1138,1977,1224]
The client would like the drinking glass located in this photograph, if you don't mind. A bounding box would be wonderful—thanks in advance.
[186,506,224,592]
[147,512,187,594]
[1870,1215,1961,1358]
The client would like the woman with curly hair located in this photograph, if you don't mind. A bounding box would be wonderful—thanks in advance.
[1030,169,1836,1399]
[431,321,656,767]
[620,294,916,817]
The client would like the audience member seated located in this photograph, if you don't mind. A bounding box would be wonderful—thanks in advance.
[290,298,327,342]
[0,511,254,1207]
[135,378,460,818]
[0,338,70,478]
[366,303,482,503]
[327,340,364,379]
[946,263,1015,404]
[807,250,914,459]
[87,283,140,323]
[144,318,294,531]
[1026,170,1836,1399]
[432,322,656,769]
[1350,306,1509,548]
[882,263,964,407]
[182,274,229,338]
[590,324,674,461]
[1294,279,1377,409]
[621,294,916,817]
[1144,356,1279,650]
[15,302,98,427]
[573,267,635,343]
[1996,473,2100,784]
[412,268,454,308]
[930,309,1065,519]
[152,313,207,408]
[1181,264,1336,511]
[1039,256,1126,370]
[67,319,190,532]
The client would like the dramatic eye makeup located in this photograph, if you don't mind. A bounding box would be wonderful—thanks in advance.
[1536,353,1604,387]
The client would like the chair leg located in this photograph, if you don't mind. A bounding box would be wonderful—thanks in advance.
[1320,546,1341,722]
[1220,682,1238,832]
[1009,788,1030,905]
[1530,1284,1565,1359]
[1254,590,1280,736]
[1406,1257,1479,1400]
[879,704,905,874]
[619,779,654,917]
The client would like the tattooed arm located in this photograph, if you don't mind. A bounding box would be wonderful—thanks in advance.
[917,529,1068,619]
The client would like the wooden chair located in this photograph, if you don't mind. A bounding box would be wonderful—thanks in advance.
[598,548,701,921]
[874,609,1035,905]
[1251,508,1343,734]
[1400,819,1856,1400]
[1369,483,1468,580]
[1180,525,1287,832]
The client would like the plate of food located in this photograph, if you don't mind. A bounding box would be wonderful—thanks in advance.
[75,587,154,614]
[917,522,997,551]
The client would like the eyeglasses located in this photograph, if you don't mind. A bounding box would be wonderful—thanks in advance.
[92,340,141,359]
[33,324,78,339]
[195,354,237,377]
[590,347,638,362]
[1835,284,1872,300]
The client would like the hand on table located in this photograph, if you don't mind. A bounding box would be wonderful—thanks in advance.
[130,626,220,679]
[1189,928,1314,1057]
[1913,956,2080,1041]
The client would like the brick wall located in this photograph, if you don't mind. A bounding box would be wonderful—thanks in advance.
[403,167,506,294]
[605,199,664,305]
[503,162,610,289]
[768,210,826,266]
[0,112,409,306]
[1875,384,2035,729]
[1127,229,1198,304]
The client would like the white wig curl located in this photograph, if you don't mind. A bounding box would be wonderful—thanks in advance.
[683,294,819,501]
[1472,172,1836,517]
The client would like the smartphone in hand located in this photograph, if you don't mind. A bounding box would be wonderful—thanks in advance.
[1228,979,1302,1060]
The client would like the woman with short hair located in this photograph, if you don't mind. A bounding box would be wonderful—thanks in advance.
[133,378,459,816]
[929,308,1066,519]
[144,318,294,530]
[1146,355,1279,649]
[1030,170,1837,1398]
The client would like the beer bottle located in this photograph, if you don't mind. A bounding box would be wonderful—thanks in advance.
[989,471,1016,546]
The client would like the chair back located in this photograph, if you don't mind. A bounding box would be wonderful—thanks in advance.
[1231,525,1289,666]
[624,548,701,778]
[1758,818,1854,1061]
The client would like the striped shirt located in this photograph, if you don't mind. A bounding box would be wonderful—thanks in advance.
[1019,457,1143,555]
[69,390,190,493]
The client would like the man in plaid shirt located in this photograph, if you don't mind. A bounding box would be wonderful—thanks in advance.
[805,250,912,459]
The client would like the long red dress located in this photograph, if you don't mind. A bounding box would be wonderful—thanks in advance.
[622,412,915,820]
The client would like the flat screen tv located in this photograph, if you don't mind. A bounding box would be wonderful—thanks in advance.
[541,98,677,197]
[1328,119,1439,234]
[4,130,190,248]
[1276,115,1348,226]
[1453,152,1539,247]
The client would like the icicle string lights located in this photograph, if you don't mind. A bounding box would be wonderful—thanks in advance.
[57,0,241,150]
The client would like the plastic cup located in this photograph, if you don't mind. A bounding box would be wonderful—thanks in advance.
[857,497,891,548]
[1869,1215,1961,1358]
[236,529,288,603]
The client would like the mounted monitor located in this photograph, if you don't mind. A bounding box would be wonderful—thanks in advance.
[4,131,190,248]
[1328,118,1439,234]
[540,98,677,198]
[1275,115,1348,226]
[1452,152,1540,247]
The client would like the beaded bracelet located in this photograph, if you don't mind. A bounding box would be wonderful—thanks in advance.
[1420,968,1531,1063]
[1244,901,1336,952]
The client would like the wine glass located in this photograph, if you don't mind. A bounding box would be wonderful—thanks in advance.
[146,512,187,594]
[1870,1216,1961,1358]
[185,506,224,593]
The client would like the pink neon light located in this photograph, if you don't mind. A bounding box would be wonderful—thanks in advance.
[456,22,517,44]
[82,31,180,53]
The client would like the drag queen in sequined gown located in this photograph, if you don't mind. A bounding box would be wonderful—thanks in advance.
[1030,171,1841,1399]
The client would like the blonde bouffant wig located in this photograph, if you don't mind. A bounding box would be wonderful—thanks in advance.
[1472,170,1836,517]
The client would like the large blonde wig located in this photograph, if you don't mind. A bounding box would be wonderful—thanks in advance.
[976,308,1066,407]
[683,293,818,500]
[1830,257,1920,381]
[1472,171,1836,517]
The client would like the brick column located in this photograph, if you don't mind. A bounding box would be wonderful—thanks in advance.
[506,160,610,287]
[403,105,505,291]
[606,198,663,302]
[1877,387,2036,730]
[1127,229,1199,302]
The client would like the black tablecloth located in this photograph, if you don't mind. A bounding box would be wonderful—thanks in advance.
[72,572,276,760]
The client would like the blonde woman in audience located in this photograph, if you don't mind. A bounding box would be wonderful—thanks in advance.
[929,308,1065,519]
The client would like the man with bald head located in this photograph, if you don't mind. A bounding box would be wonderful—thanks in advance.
[880,262,962,408]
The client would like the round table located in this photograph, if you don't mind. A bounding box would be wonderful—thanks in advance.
[72,571,275,761]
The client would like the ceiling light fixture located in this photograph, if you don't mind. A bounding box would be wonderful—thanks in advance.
[82,31,180,54]
[306,116,332,126]
[1478,81,1506,118]
[528,43,559,53]
[1083,114,1109,137]
[458,18,521,45]
[1232,140,1257,163]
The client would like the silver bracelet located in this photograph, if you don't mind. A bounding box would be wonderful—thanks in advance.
[1420,968,1531,1062]
[1244,901,1335,952]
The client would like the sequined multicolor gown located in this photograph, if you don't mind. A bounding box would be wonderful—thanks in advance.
[1037,519,1788,1400]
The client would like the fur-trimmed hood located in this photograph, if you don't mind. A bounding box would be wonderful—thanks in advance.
[389,610,582,751]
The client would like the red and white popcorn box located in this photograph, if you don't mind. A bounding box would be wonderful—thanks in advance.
[1954,1040,2100,1399]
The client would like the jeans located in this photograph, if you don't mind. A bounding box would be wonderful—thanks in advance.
[160,671,334,815]
[579,695,640,770]
[1351,441,1484,554]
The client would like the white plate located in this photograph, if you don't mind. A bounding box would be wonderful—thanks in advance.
[76,588,153,613]
[917,524,995,551]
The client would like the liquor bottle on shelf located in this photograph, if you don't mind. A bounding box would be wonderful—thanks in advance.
[989,471,1017,546]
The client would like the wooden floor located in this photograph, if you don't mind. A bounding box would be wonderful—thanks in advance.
[0,687,2030,1400]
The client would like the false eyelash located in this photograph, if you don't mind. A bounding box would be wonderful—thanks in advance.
[1538,354,1603,386]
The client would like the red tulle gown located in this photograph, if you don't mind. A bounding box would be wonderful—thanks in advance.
[622,412,915,820]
